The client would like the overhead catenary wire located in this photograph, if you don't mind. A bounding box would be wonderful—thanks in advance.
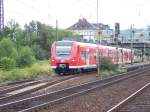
[6,0,46,24]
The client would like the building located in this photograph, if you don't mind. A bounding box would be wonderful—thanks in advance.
[67,18,113,44]
[121,29,150,44]
[120,29,150,47]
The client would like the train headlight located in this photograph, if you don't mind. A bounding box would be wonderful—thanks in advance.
[72,59,75,62]
[61,60,65,63]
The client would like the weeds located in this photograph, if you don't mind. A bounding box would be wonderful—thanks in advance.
[0,60,53,83]
[98,57,127,78]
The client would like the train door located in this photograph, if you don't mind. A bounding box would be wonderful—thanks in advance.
[86,48,90,66]
[95,48,99,65]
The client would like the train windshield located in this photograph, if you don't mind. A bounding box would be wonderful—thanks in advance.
[55,41,73,58]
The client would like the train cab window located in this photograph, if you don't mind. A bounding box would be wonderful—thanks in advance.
[55,41,73,58]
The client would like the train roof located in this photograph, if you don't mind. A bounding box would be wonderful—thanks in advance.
[54,40,131,51]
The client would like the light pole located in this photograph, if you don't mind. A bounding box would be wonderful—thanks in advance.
[56,20,58,41]
[130,24,134,64]
[121,36,124,66]
[96,0,101,77]
[143,36,145,61]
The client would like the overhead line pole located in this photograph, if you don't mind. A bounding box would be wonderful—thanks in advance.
[0,0,4,30]
[130,25,133,64]
[97,0,101,78]
[56,20,58,41]
[143,35,145,62]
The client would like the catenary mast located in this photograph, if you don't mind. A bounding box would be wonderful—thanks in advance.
[0,0,4,30]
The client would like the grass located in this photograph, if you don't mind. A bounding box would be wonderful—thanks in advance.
[100,68,127,78]
[98,57,127,79]
[0,60,54,83]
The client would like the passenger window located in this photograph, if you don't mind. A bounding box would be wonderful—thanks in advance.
[80,51,86,60]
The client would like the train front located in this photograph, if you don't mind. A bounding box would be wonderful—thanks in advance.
[50,41,77,74]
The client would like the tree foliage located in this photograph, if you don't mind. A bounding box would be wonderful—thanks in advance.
[0,20,74,69]
[0,38,35,69]
[0,57,16,70]
[100,57,116,70]
[17,46,35,67]
[23,20,73,59]
[0,38,18,60]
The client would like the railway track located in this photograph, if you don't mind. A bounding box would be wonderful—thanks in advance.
[0,74,82,104]
[0,79,36,93]
[107,82,150,112]
[0,80,42,96]
[0,79,34,87]
[0,65,150,112]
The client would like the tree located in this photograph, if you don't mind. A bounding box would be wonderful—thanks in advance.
[0,20,75,60]
[17,46,35,67]
[0,38,18,60]
[0,38,18,69]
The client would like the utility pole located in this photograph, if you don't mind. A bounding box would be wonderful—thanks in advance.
[115,23,120,66]
[121,36,124,66]
[56,20,58,41]
[96,0,101,78]
[130,25,134,64]
[143,36,146,61]
[0,0,4,30]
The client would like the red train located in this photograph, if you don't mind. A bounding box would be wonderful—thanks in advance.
[51,40,135,74]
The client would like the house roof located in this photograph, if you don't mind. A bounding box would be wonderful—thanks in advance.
[67,18,110,31]
[67,18,95,30]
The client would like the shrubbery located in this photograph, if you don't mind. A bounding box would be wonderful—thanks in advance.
[0,57,16,70]
[99,57,127,78]
[100,57,116,70]
[0,38,35,70]
[17,46,35,67]
[31,44,47,60]
[0,60,53,82]
[0,38,18,60]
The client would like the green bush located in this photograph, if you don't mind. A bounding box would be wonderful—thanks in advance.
[31,44,48,60]
[0,60,53,82]
[0,38,18,60]
[100,70,115,78]
[17,46,35,67]
[0,69,29,82]
[0,57,16,70]
[100,57,116,70]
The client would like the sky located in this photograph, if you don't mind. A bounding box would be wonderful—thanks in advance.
[4,0,150,30]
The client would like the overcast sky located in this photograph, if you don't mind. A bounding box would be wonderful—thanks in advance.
[5,0,150,29]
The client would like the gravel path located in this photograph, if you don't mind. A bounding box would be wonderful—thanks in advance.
[119,83,150,112]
